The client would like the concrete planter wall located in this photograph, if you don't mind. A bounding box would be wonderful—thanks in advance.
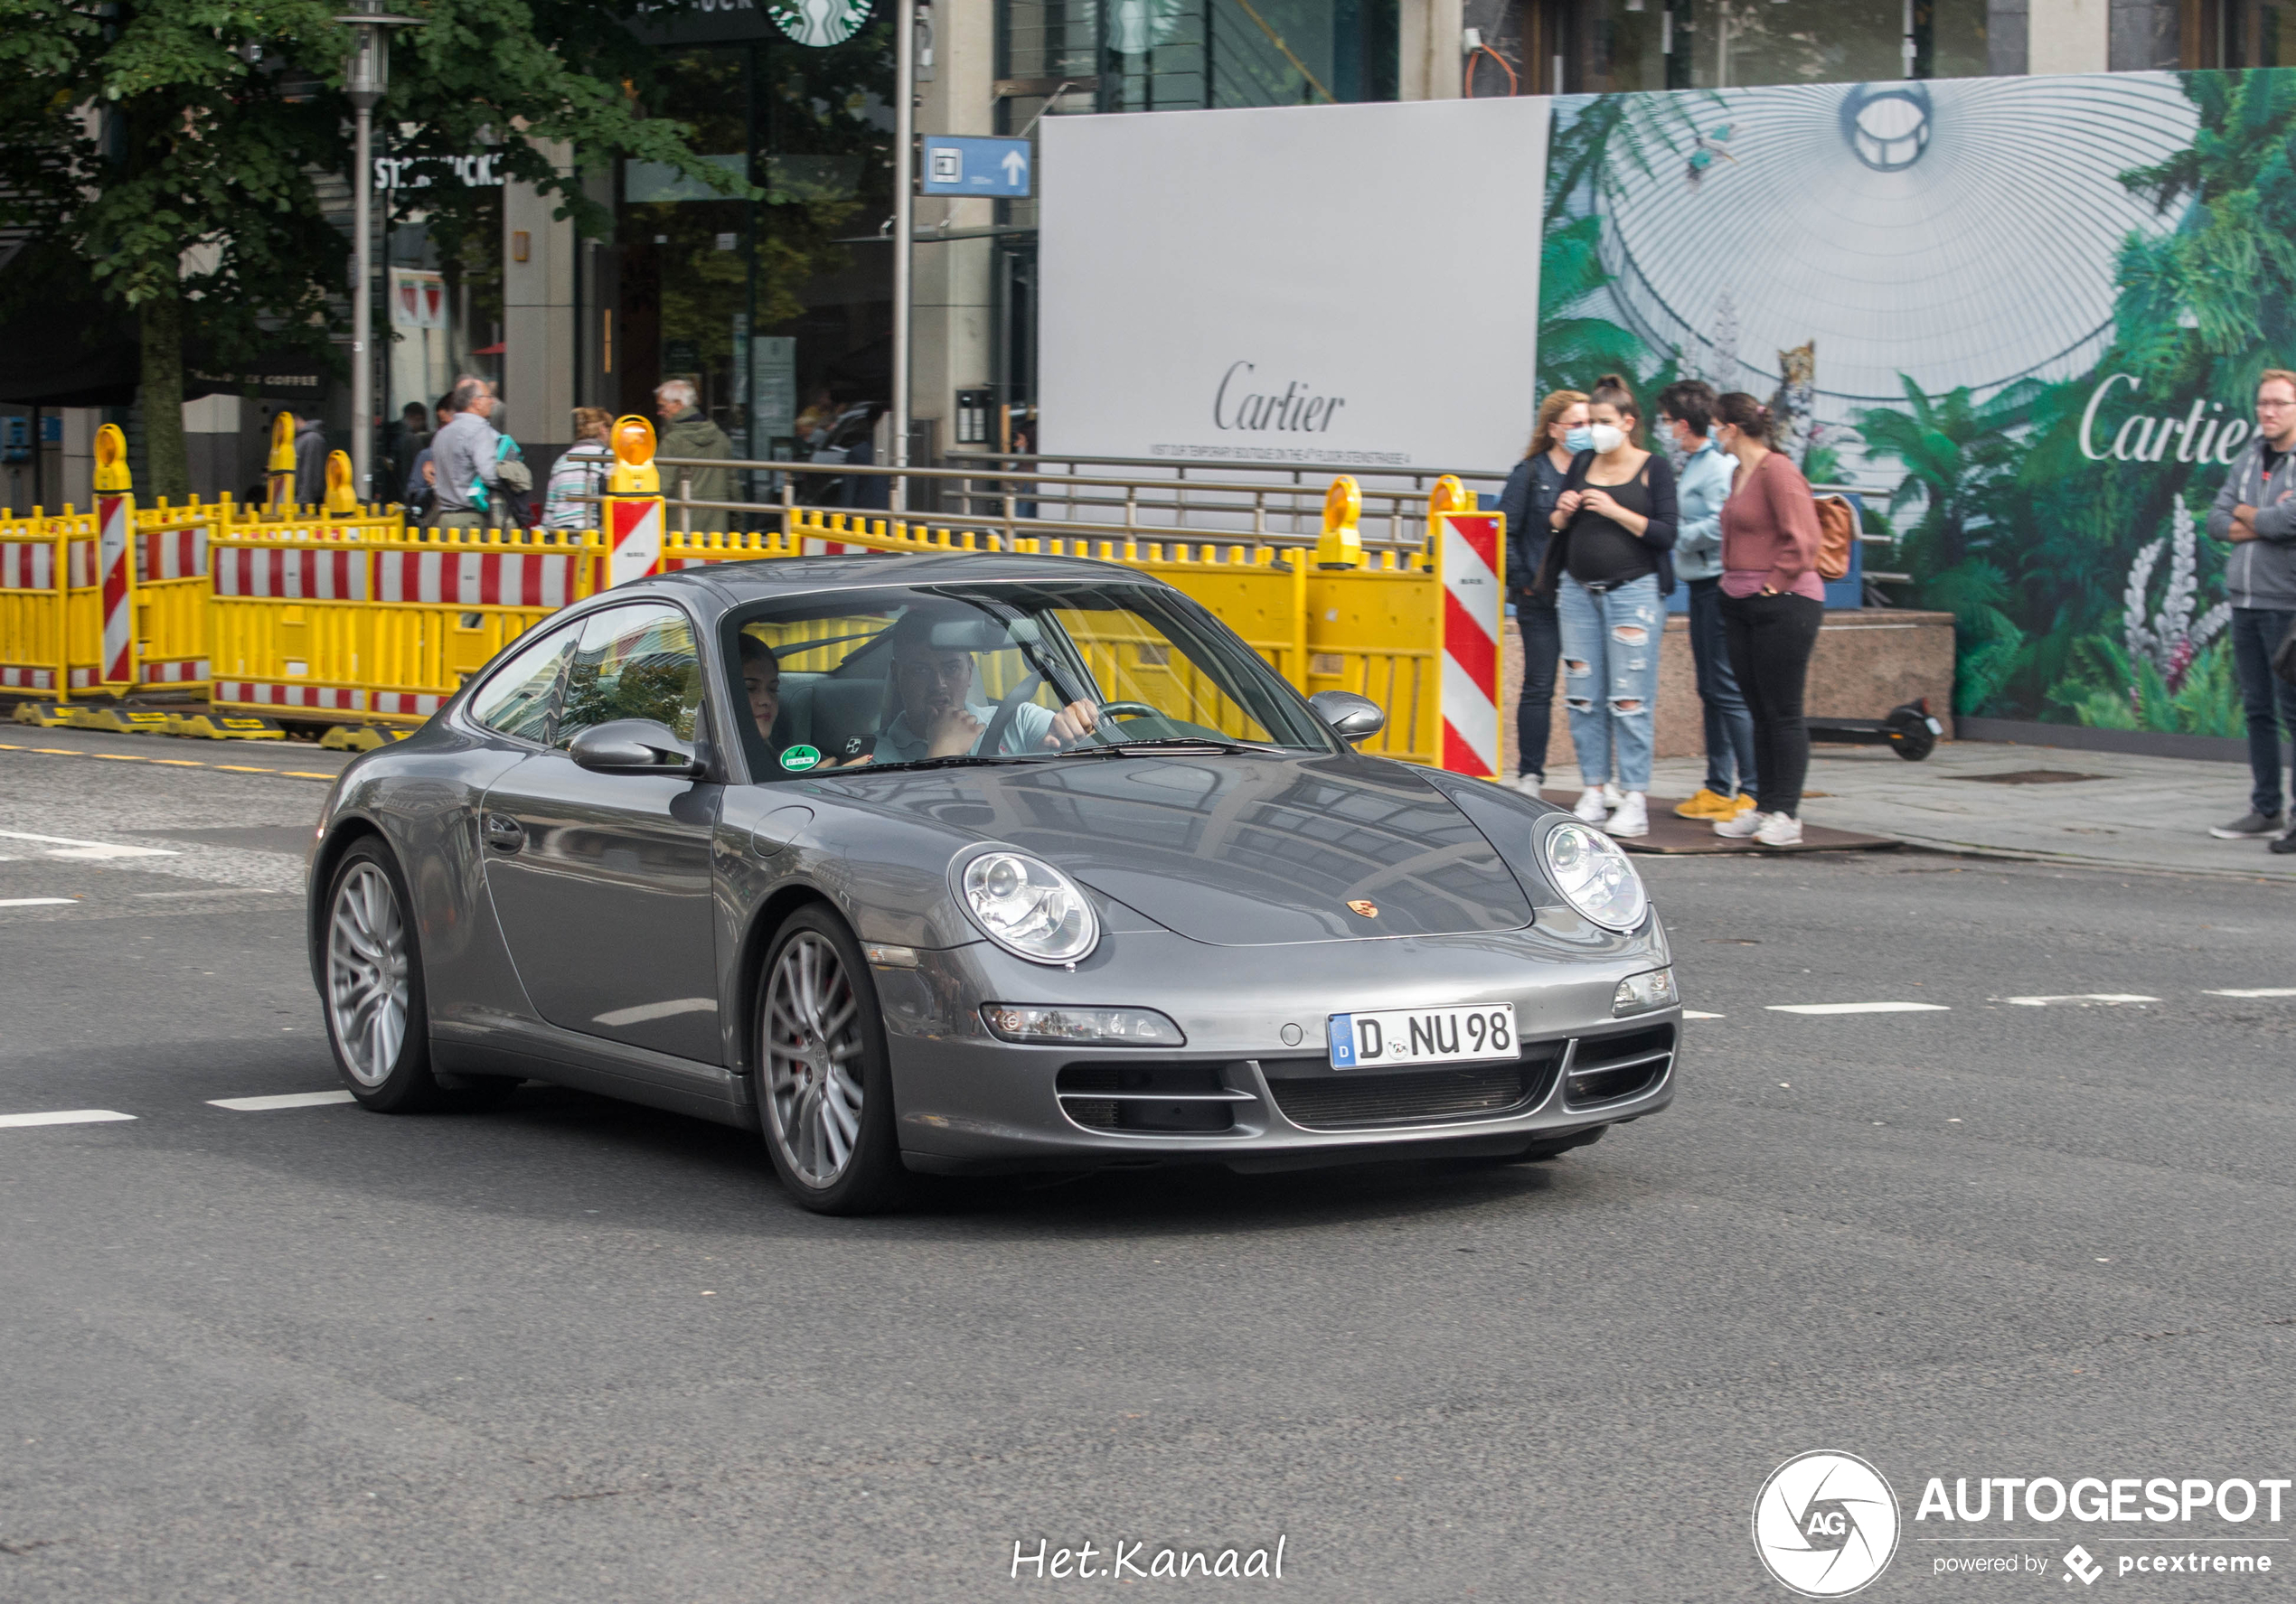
[1501,608,1958,778]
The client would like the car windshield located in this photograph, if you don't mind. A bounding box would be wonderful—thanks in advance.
[723,578,1340,779]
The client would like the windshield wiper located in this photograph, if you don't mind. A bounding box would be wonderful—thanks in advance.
[1087,736,1298,756]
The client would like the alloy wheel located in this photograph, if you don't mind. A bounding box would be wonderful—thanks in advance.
[327,861,410,1087]
[763,930,867,1187]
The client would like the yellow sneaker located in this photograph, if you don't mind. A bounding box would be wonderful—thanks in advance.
[1672,788,1736,820]
[1731,793,1758,816]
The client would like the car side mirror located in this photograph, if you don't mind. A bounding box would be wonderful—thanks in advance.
[568,718,706,778]
[1309,689,1386,745]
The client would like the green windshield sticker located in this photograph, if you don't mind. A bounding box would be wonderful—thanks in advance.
[779,744,823,773]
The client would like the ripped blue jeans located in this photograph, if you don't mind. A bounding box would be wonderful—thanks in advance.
[1557,573,1661,793]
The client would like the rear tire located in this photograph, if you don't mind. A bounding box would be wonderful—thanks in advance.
[322,840,447,1112]
[756,905,908,1215]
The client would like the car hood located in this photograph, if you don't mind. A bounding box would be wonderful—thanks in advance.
[874,751,1537,946]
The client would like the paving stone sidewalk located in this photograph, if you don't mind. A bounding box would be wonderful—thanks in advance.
[1642,739,2296,881]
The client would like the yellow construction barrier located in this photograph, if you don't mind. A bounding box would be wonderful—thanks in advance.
[3,415,1475,773]
[0,513,80,696]
[208,523,604,724]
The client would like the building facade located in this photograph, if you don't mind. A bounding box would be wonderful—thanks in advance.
[10,0,2291,511]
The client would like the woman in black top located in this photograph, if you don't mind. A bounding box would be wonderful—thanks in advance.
[1533,374,1678,839]
[1496,389,1587,795]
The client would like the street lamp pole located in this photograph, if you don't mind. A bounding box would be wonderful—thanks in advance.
[339,14,418,503]
[889,0,915,514]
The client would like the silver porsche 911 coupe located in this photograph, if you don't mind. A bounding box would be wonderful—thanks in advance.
[307,553,1680,1213]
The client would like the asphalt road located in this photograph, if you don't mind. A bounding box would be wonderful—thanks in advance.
[3,741,2291,1602]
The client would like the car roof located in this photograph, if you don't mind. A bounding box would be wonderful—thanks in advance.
[631,550,1159,607]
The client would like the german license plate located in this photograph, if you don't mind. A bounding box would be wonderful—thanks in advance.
[1326,1003,1516,1070]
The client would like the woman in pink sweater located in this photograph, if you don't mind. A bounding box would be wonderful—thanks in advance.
[1709,393,1824,847]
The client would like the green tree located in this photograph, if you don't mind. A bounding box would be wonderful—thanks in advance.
[0,0,743,500]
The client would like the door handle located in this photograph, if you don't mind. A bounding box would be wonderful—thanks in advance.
[483,812,526,851]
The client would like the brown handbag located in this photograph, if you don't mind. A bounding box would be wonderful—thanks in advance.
[1813,494,1856,583]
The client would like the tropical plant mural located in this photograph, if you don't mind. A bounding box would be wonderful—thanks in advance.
[1538,67,2296,734]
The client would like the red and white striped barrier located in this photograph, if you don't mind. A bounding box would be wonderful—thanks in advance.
[216,681,367,712]
[0,666,55,689]
[375,549,579,608]
[142,658,210,685]
[97,492,134,685]
[136,527,208,581]
[1435,508,1505,781]
[212,683,445,718]
[372,691,445,718]
[212,547,370,601]
[0,540,60,589]
[607,496,663,587]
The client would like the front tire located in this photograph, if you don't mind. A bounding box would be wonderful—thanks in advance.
[757,905,908,1215]
[323,840,448,1112]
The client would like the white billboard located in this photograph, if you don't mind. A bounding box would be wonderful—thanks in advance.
[1040,96,1549,474]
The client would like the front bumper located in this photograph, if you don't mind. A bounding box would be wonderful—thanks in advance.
[874,922,1679,1174]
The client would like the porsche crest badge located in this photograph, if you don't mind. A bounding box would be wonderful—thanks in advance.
[1346,899,1378,917]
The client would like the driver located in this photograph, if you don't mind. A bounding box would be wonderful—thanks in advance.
[877,609,1098,763]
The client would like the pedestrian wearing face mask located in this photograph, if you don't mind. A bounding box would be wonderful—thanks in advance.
[1534,374,1678,840]
[1657,380,1757,822]
[1496,389,1587,796]
[1708,391,1825,848]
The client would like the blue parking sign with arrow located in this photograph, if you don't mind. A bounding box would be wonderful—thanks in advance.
[919,136,1032,198]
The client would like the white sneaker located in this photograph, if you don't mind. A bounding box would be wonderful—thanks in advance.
[1603,782,1626,809]
[1605,792,1650,838]
[1510,774,1545,798]
[1714,808,1765,839]
[1754,811,1803,847]
[1573,788,1610,823]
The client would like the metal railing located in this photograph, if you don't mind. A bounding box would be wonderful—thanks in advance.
[647,455,1431,551]
[642,455,1915,583]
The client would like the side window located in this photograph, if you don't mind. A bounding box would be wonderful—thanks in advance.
[556,604,705,749]
[466,624,576,744]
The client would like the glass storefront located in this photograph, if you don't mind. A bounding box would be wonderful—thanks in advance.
[999,0,1397,117]
[1549,0,1990,93]
[2201,0,2296,63]
[612,11,897,475]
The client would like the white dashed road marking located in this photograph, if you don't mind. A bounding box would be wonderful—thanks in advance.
[2000,994,2159,1008]
[1765,1002,1951,1015]
[0,1110,137,1129]
[0,897,79,908]
[0,828,177,860]
[1682,1010,1726,1019]
[207,1091,356,1112]
[2205,988,2296,999]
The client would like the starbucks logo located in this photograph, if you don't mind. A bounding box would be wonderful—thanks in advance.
[767,0,872,47]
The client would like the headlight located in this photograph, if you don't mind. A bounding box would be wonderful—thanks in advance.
[1541,821,1648,932]
[1613,968,1677,1017]
[981,1004,1183,1046]
[957,850,1099,964]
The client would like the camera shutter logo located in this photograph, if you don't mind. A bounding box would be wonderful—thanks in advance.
[1752,1451,1900,1597]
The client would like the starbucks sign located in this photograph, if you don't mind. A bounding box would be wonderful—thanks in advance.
[768,0,871,46]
